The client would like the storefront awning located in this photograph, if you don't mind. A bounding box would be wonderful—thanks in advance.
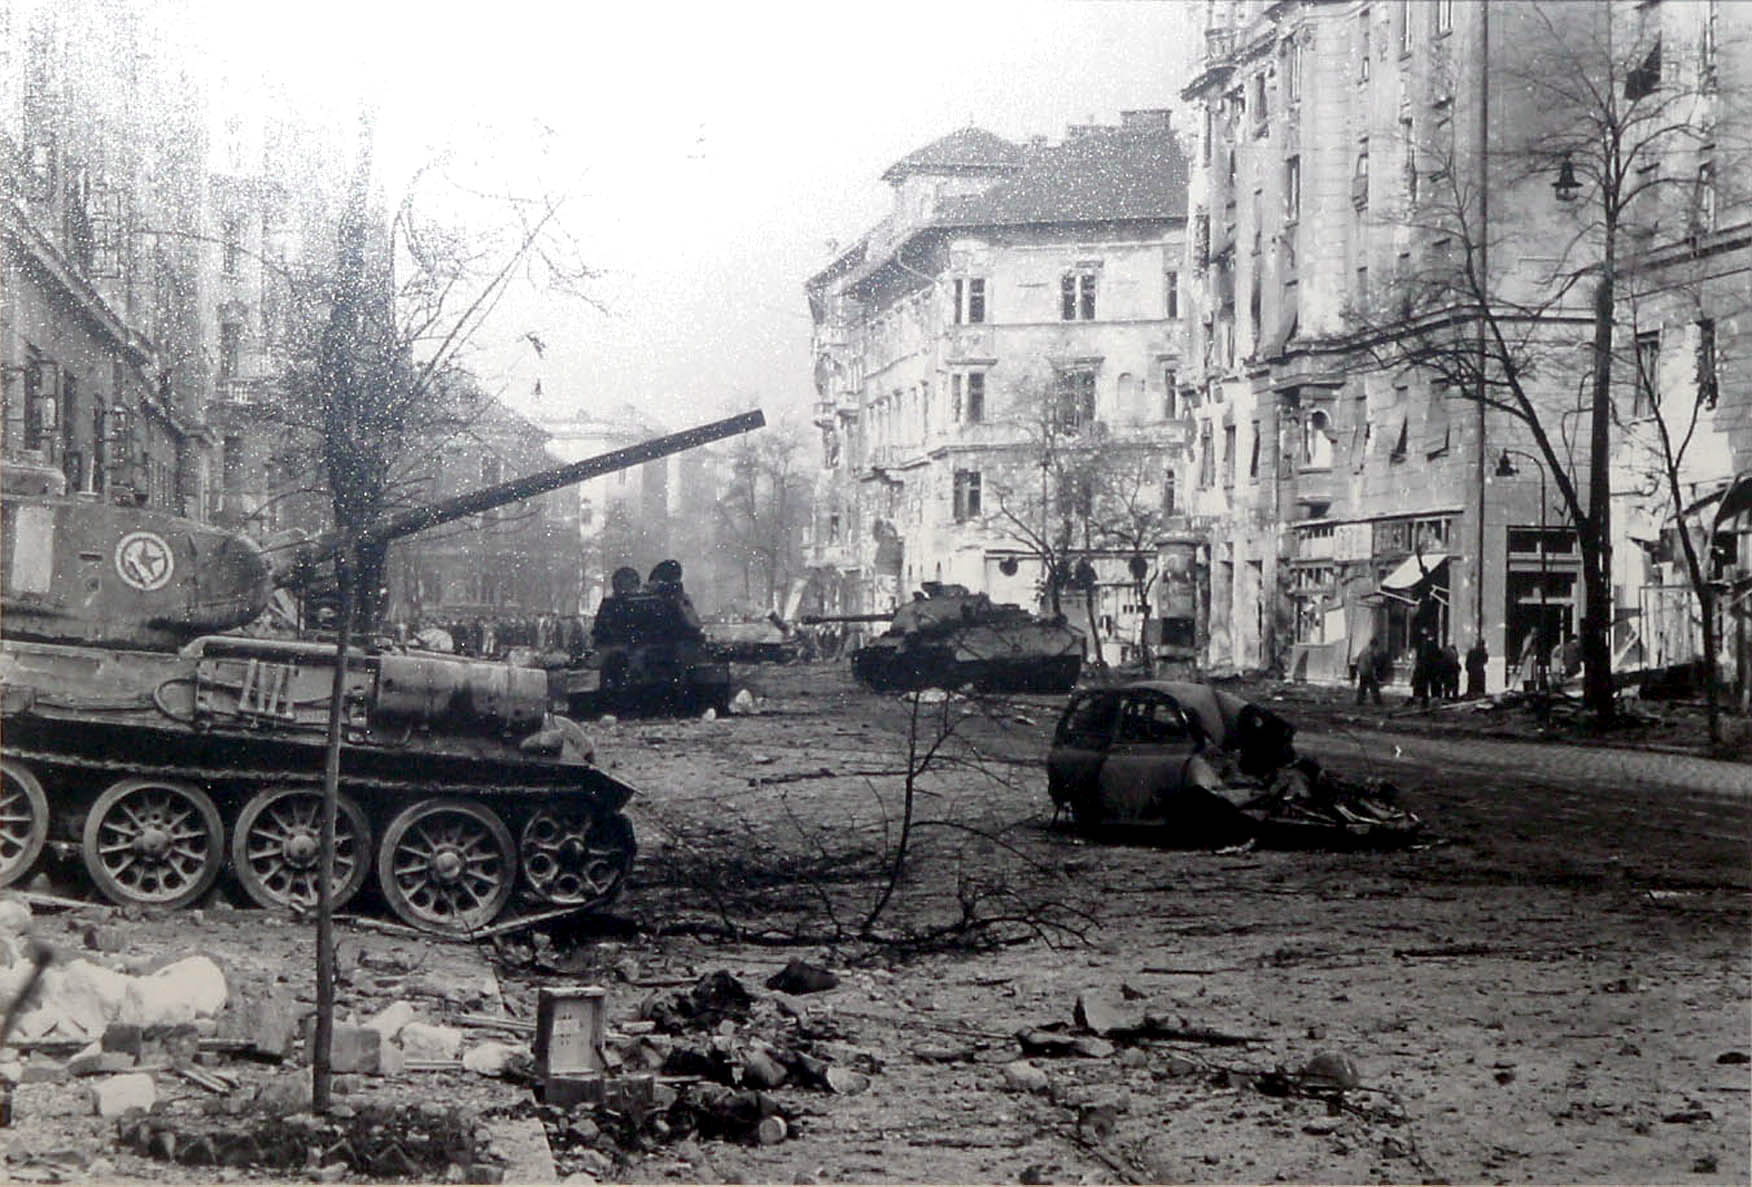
[1379,552,1448,592]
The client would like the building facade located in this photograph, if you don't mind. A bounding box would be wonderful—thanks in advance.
[806,113,1192,663]
[2,1,211,513]
[1181,0,1751,692]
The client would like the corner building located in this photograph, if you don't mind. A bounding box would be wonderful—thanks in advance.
[806,113,1191,662]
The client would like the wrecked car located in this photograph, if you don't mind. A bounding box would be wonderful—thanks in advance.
[1046,681,1422,848]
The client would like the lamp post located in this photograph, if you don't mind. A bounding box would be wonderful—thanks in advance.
[1496,448,1550,692]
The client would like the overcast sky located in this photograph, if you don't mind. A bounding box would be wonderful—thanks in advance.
[180,0,1198,431]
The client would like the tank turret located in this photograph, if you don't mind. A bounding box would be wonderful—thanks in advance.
[808,582,1084,693]
[563,560,731,716]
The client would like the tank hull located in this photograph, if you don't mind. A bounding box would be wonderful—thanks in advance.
[851,642,1083,694]
[0,638,638,933]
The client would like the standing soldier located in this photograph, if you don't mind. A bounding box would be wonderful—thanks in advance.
[1465,637,1488,699]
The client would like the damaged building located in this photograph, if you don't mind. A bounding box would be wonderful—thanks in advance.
[1181,0,1752,694]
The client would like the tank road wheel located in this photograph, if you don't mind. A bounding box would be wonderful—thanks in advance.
[377,799,515,934]
[0,761,50,888]
[520,808,636,910]
[82,778,225,909]
[231,788,372,913]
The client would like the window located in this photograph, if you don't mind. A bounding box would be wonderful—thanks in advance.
[1249,419,1261,479]
[1198,422,1215,487]
[1194,212,1210,269]
[828,513,841,544]
[1703,0,1719,87]
[1358,7,1372,81]
[1163,366,1180,419]
[1697,318,1718,409]
[1693,159,1717,233]
[1635,329,1661,414]
[1283,37,1302,103]
[1058,471,1094,518]
[1222,424,1237,486]
[218,321,241,383]
[1356,265,1369,306]
[1399,0,1413,56]
[1252,71,1269,138]
[1389,415,1409,463]
[1403,117,1418,203]
[966,372,985,423]
[1117,694,1190,744]
[1436,0,1453,34]
[952,470,982,521]
[1162,469,1176,515]
[1626,34,1662,99]
[222,213,242,276]
[953,277,986,324]
[1303,408,1334,468]
[1061,270,1098,320]
[1284,156,1301,222]
[1056,370,1097,433]
[1353,140,1370,208]
[1165,269,1180,319]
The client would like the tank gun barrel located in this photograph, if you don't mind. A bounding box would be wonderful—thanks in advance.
[800,612,892,625]
[277,410,765,583]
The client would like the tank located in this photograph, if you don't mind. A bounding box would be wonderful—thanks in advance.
[561,561,734,717]
[705,613,809,664]
[806,582,1085,693]
[0,412,764,934]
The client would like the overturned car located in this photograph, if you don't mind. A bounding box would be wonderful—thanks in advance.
[1046,681,1422,849]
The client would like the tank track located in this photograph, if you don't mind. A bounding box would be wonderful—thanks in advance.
[2,742,639,937]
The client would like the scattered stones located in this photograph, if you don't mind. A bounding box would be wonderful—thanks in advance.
[823,1066,870,1095]
[1001,1060,1050,1094]
[1300,1051,1362,1090]
[1074,992,1131,1037]
[765,959,840,995]
[328,1024,382,1074]
[256,1068,315,1117]
[82,923,128,953]
[364,999,417,1042]
[463,1041,529,1077]
[400,1021,464,1062]
[0,897,32,936]
[119,956,229,1027]
[728,690,756,715]
[89,1071,157,1117]
[1717,1051,1749,1065]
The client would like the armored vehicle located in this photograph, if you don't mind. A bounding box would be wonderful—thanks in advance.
[562,561,734,717]
[0,412,763,933]
[807,583,1084,694]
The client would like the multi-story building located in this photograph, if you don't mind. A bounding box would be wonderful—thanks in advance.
[2,1,211,512]
[806,112,1191,663]
[1181,0,1750,692]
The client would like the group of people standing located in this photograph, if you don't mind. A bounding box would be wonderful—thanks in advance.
[1354,633,1490,708]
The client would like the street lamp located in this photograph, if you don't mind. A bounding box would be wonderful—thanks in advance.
[1552,154,1581,203]
[1496,448,1550,691]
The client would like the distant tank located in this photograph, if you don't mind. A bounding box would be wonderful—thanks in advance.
[806,583,1084,693]
[705,612,809,664]
[562,561,734,717]
[0,412,764,933]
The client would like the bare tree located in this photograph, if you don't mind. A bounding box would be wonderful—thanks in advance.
[714,418,814,609]
[1348,1,1748,725]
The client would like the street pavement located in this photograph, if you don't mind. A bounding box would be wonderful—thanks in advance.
[1301,726,1752,798]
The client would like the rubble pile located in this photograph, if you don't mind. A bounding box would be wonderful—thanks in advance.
[116,1102,503,1180]
[533,967,878,1176]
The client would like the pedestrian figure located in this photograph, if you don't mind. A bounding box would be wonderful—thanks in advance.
[1354,637,1385,706]
[1465,637,1488,699]
[1440,642,1461,701]
[1411,632,1441,710]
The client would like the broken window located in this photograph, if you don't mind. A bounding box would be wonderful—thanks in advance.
[1697,318,1719,409]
